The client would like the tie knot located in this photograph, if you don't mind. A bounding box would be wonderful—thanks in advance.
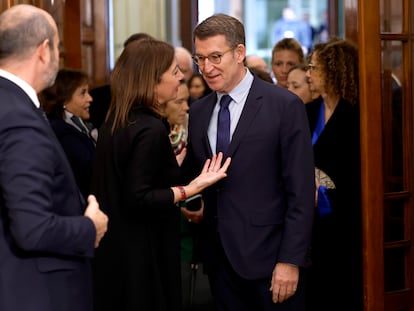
[219,95,232,109]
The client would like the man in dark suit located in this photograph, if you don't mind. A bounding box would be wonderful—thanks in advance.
[0,5,108,311]
[185,14,314,310]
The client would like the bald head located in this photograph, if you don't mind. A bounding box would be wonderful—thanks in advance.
[0,4,57,63]
[245,55,268,73]
[0,5,59,92]
[175,46,194,82]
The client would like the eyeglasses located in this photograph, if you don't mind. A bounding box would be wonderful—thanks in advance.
[193,48,235,66]
[307,63,319,72]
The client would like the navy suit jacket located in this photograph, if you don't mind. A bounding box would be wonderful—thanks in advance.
[49,119,95,199]
[187,76,315,279]
[0,77,96,311]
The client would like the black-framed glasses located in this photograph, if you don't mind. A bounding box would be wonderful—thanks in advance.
[307,63,319,72]
[193,48,235,66]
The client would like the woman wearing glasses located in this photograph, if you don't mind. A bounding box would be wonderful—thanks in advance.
[305,39,362,311]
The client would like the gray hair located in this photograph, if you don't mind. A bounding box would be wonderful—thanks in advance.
[0,5,55,62]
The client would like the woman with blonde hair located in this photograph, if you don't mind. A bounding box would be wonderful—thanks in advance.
[271,37,305,88]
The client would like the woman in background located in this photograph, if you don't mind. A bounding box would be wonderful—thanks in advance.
[271,37,305,88]
[305,38,361,311]
[163,80,190,156]
[287,64,318,104]
[40,68,96,199]
[161,79,216,310]
[188,73,212,105]
[91,38,230,311]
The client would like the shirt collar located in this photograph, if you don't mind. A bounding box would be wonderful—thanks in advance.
[0,69,41,108]
[217,68,254,104]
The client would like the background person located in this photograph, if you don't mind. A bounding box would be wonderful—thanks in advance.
[187,13,314,311]
[0,5,108,311]
[271,7,312,54]
[162,79,190,156]
[245,54,269,73]
[245,55,273,84]
[305,38,362,311]
[40,68,96,199]
[176,46,195,82]
[286,64,315,104]
[90,38,230,311]
[271,37,304,88]
[188,73,212,105]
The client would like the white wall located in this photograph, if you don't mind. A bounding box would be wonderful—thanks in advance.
[111,0,167,62]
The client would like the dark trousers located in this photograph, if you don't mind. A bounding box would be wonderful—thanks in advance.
[207,238,306,311]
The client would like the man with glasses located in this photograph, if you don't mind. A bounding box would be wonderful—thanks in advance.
[185,13,314,311]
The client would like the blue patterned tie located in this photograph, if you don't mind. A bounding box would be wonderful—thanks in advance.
[216,95,232,154]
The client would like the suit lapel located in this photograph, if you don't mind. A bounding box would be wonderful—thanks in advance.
[198,93,217,157]
[226,79,263,157]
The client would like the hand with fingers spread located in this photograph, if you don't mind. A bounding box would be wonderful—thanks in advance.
[190,152,231,189]
[171,152,231,203]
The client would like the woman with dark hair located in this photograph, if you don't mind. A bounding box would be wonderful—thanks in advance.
[188,73,212,105]
[40,68,96,199]
[90,39,230,311]
[305,39,361,311]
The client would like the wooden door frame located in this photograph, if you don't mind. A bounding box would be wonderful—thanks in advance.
[342,0,384,310]
[343,0,384,310]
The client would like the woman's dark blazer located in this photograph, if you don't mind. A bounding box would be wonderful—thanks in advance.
[49,119,95,199]
[90,108,182,311]
[305,97,362,308]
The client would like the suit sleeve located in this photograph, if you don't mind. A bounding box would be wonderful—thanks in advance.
[0,103,95,257]
[277,96,315,266]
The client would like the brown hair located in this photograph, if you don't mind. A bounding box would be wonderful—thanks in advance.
[40,68,89,118]
[193,13,245,48]
[187,73,212,98]
[271,38,305,64]
[316,39,359,105]
[108,39,175,132]
[287,63,309,75]
[123,32,153,48]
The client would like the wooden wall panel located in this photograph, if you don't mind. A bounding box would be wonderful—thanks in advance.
[0,0,109,88]
[91,0,109,86]
[63,0,81,68]
[179,0,197,53]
